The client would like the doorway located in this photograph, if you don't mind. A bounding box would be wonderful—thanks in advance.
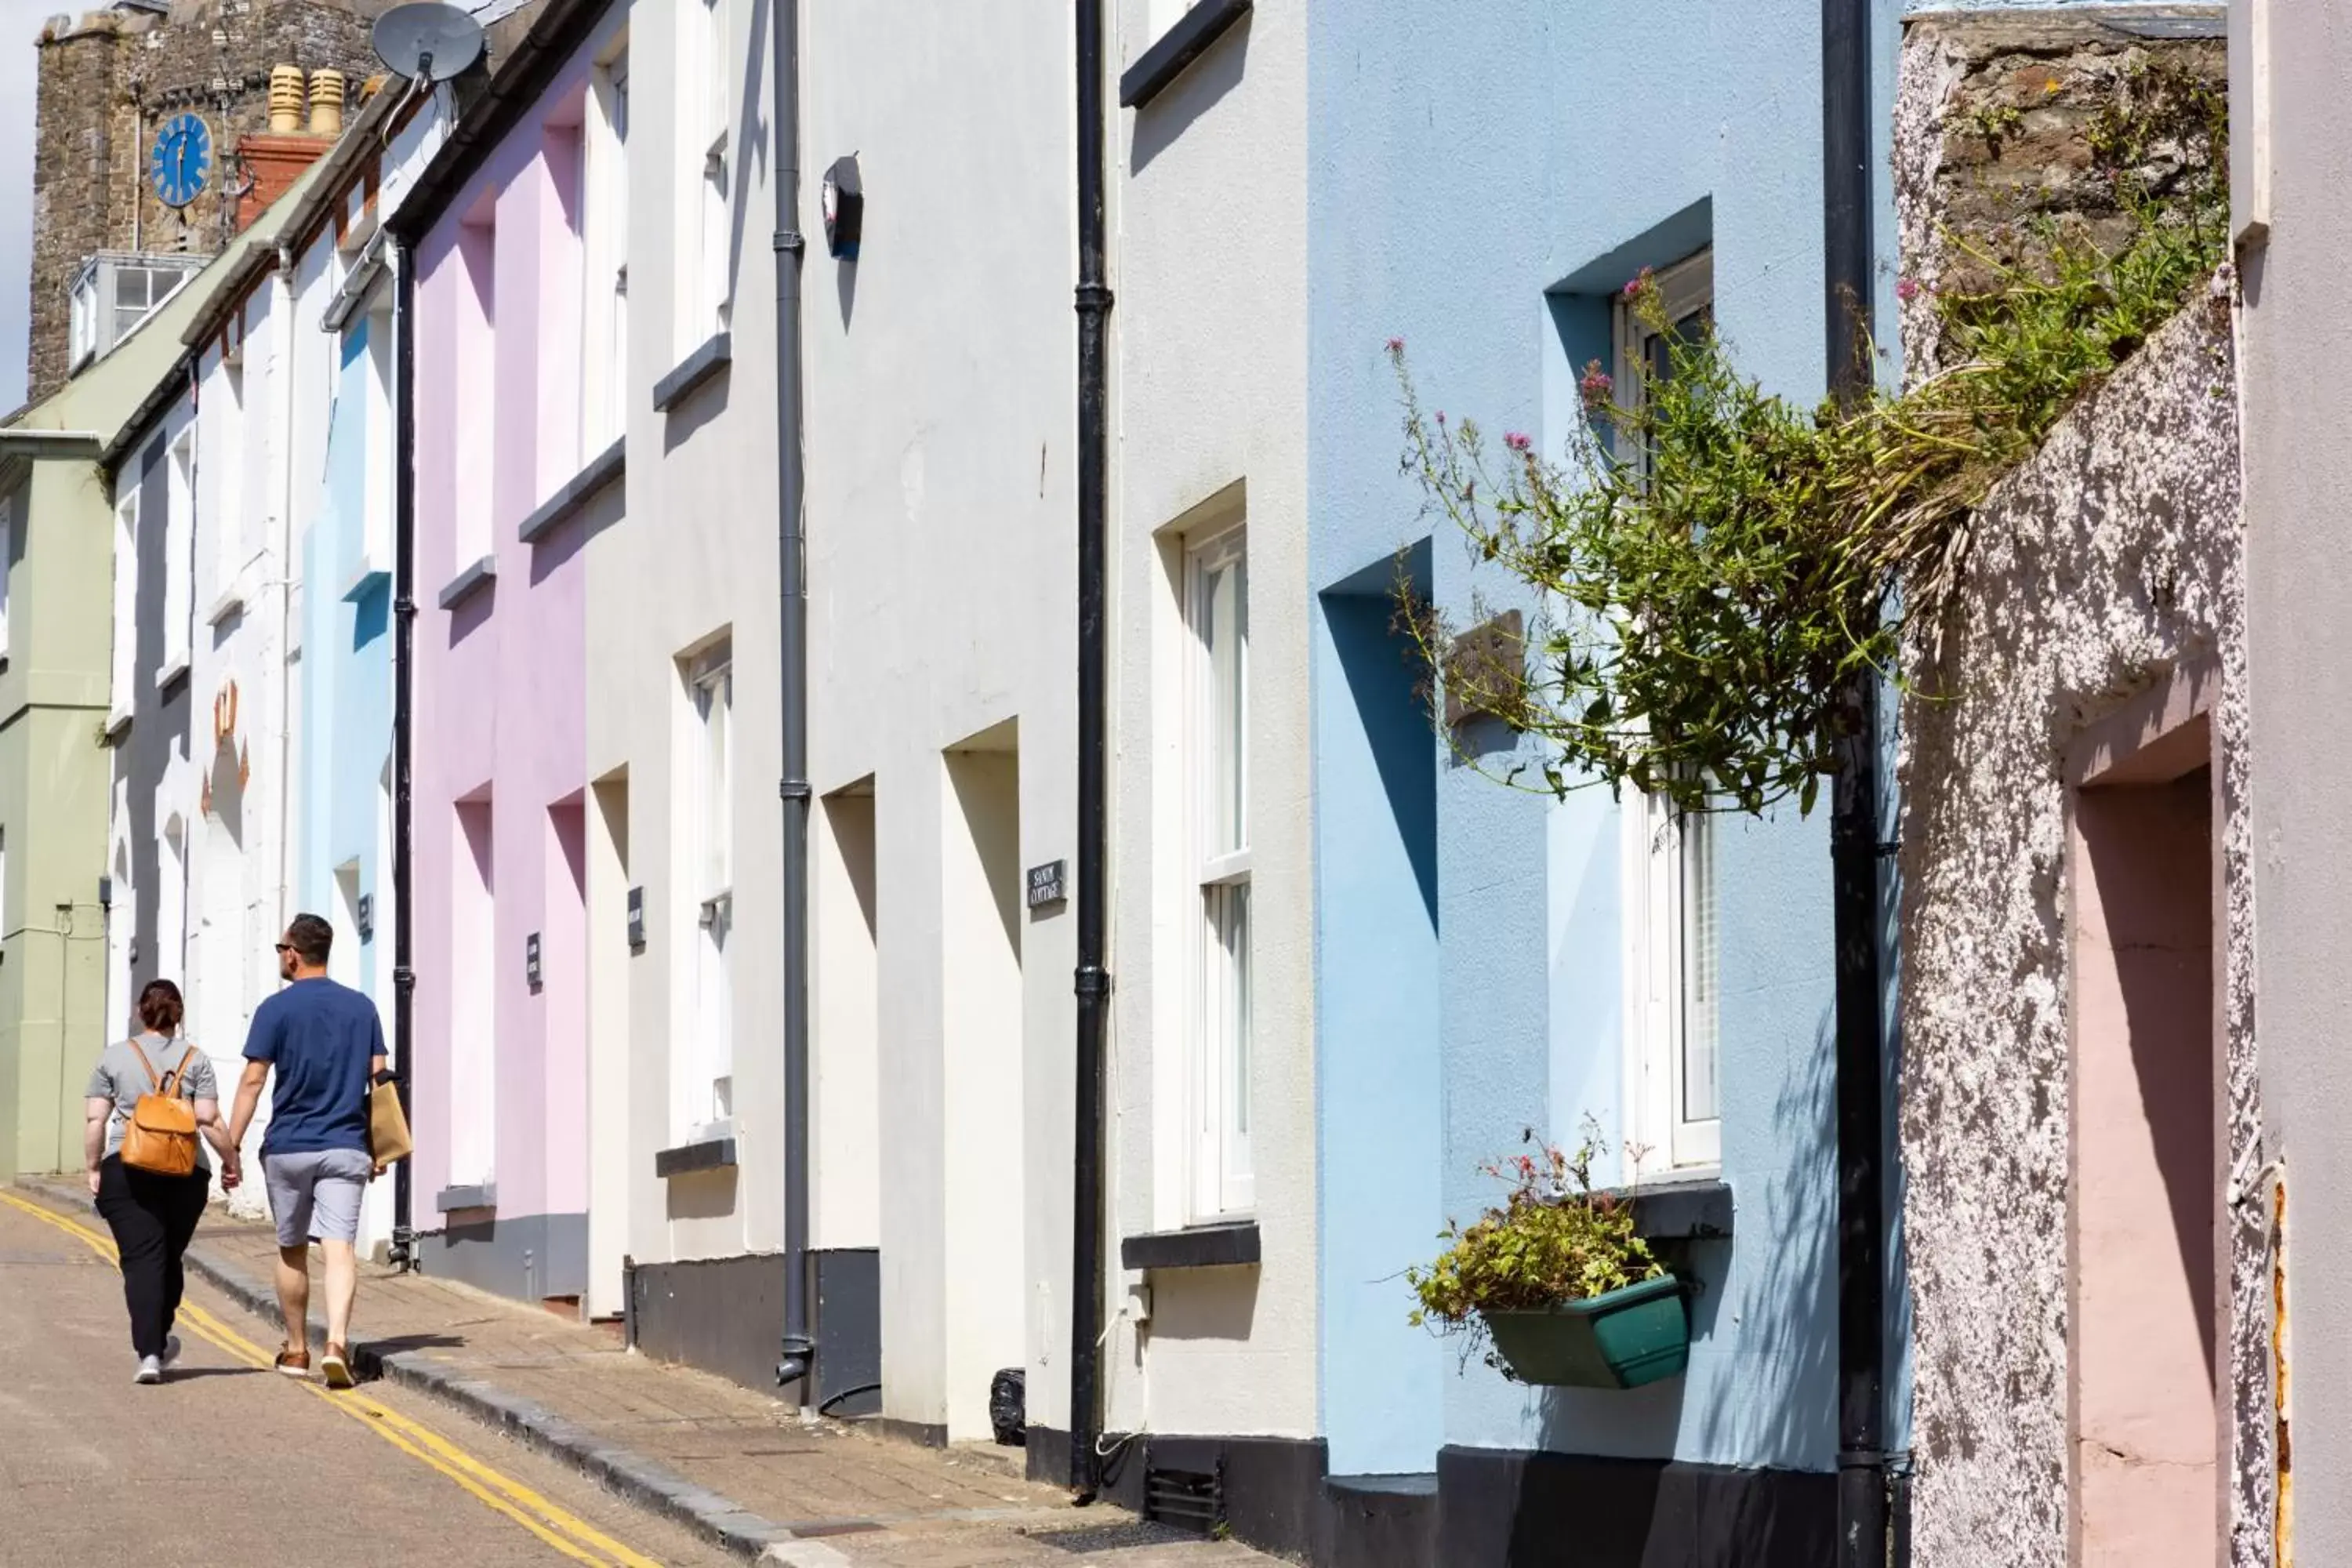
[2068,686,2219,1567]
[941,722,1023,1443]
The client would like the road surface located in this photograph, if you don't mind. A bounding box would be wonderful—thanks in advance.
[0,1189,731,1568]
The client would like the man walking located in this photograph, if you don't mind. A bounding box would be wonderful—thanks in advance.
[227,913,386,1388]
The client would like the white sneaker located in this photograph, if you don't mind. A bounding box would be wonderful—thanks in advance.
[160,1334,182,1370]
[134,1356,162,1385]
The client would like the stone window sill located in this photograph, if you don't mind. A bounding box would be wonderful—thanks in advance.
[652,333,731,413]
[655,1135,738,1179]
[1120,1219,1261,1271]
[437,555,497,612]
[434,1182,495,1213]
[1119,0,1250,110]
[519,437,625,545]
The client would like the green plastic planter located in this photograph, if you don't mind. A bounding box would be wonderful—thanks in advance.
[1483,1275,1689,1389]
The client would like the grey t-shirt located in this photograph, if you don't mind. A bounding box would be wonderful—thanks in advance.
[85,1033,217,1171]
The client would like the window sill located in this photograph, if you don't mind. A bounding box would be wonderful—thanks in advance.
[340,556,389,604]
[205,583,247,628]
[652,332,731,413]
[434,1182,496,1214]
[1119,0,1251,110]
[157,652,191,694]
[654,1134,738,1179]
[519,437,625,545]
[103,706,132,741]
[437,555,497,612]
[1121,1218,1261,1271]
[1613,1174,1733,1240]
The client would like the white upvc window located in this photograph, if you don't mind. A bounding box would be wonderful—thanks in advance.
[162,428,194,677]
[70,272,98,370]
[215,360,247,590]
[585,43,630,450]
[679,641,734,1140]
[110,487,138,723]
[1617,248,1721,1174]
[1187,524,1252,1218]
[675,0,730,353]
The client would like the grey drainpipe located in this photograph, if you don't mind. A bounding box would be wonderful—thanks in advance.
[1824,0,1886,1563]
[1067,0,1112,1501]
[771,0,814,1401]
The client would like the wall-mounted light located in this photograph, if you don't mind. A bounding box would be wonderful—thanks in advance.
[525,931,543,989]
[822,154,862,260]
[626,887,645,951]
[357,893,375,942]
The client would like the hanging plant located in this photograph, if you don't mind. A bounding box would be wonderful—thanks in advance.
[1391,60,2227,818]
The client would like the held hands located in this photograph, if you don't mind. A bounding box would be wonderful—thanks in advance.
[221,1151,244,1192]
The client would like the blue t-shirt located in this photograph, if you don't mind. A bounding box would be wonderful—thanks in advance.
[243,978,384,1156]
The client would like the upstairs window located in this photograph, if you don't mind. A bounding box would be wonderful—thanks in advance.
[1616,248,1720,1173]
[674,0,731,353]
[110,488,139,721]
[1186,523,1252,1219]
[677,639,734,1140]
[162,429,194,676]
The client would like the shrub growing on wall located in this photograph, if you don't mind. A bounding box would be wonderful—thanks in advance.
[1392,60,2227,818]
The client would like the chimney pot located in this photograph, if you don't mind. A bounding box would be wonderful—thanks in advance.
[267,63,303,132]
[308,68,344,134]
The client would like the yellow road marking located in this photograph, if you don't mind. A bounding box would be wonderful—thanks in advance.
[0,1189,666,1568]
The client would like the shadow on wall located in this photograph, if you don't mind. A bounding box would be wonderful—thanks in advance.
[1131,11,1250,176]
[1149,1265,1260,1345]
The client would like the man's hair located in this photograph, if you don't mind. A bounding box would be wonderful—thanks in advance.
[286,912,335,967]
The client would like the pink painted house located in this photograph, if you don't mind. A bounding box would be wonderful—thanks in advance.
[394,0,630,1306]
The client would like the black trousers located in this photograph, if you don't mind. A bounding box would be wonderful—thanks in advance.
[93,1155,209,1359]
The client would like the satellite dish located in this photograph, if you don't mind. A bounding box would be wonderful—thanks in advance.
[372,2,485,82]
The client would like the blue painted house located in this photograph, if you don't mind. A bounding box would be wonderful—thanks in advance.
[1095,2,1906,1563]
[1305,2,1909,1558]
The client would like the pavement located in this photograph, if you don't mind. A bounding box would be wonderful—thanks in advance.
[6,1181,1281,1568]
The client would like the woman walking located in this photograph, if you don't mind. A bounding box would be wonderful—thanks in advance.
[84,979,242,1382]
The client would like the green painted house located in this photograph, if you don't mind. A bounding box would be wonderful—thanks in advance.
[0,234,274,1177]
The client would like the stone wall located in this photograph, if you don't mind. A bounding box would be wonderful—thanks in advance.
[1894,7,2226,379]
[1893,9,2263,1567]
[24,0,382,403]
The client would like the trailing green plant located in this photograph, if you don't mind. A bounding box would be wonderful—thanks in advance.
[1392,59,2227,816]
[1406,1123,1664,1378]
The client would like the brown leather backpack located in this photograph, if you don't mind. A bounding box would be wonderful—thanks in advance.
[120,1039,201,1178]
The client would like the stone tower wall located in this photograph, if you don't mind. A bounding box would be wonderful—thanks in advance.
[24,0,383,403]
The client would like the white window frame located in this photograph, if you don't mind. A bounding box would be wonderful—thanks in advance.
[162,427,194,681]
[677,641,734,1142]
[1615,248,1721,1177]
[675,0,730,354]
[109,487,139,725]
[1185,524,1252,1219]
[585,42,630,452]
[70,271,98,371]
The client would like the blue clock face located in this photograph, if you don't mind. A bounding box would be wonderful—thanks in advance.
[149,113,212,209]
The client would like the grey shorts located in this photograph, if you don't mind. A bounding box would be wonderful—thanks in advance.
[262,1149,373,1247]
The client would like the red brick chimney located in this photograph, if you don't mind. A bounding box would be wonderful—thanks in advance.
[230,64,339,233]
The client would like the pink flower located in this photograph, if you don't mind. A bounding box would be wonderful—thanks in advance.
[1896,276,1922,303]
[1578,361,1614,410]
[1504,431,1532,453]
[1622,266,1655,299]
[1385,336,1405,355]
[1435,410,1446,426]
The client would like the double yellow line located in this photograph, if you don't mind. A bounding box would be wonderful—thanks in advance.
[1,1189,666,1568]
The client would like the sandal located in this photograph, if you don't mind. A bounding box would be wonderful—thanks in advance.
[274,1345,311,1378]
[321,1343,354,1390]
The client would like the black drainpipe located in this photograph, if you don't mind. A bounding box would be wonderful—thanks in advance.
[771,0,815,1399]
[390,234,418,1271]
[1067,0,1112,1502]
[1824,0,1886,1563]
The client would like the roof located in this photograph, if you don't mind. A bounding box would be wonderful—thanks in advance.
[385,0,612,244]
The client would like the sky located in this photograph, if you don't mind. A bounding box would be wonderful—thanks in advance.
[0,0,45,412]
